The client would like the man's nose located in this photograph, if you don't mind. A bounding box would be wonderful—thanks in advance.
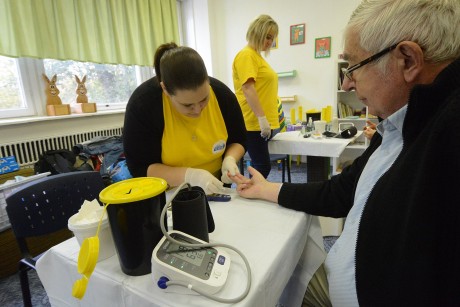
[341,77,354,91]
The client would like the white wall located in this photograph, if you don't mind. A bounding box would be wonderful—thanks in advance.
[179,0,214,75]
[198,0,361,120]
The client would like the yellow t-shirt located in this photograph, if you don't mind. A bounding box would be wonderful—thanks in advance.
[232,46,279,131]
[161,87,228,177]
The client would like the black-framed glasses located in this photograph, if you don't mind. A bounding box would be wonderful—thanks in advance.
[341,42,400,80]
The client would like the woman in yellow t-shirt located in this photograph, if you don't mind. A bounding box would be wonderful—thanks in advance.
[232,15,279,178]
[124,43,246,194]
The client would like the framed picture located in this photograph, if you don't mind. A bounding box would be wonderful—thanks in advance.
[315,37,331,58]
[290,24,305,45]
[271,37,278,50]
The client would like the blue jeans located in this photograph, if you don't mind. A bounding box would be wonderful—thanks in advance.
[73,136,124,176]
[246,129,279,178]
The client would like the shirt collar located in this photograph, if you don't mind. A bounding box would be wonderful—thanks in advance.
[376,104,408,136]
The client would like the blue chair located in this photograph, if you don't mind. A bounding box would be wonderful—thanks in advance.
[5,171,105,307]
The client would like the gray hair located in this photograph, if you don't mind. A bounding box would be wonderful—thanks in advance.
[246,14,279,57]
[346,0,460,73]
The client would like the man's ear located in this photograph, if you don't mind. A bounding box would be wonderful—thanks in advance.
[395,41,424,83]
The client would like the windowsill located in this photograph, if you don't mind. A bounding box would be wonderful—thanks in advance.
[0,109,125,127]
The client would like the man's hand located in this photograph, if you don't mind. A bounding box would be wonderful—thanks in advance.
[363,120,377,140]
[229,166,281,203]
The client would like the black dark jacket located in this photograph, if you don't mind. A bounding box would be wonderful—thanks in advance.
[279,58,460,306]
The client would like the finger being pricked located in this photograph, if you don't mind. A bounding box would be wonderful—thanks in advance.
[236,182,250,192]
[235,182,258,199]
[229,172,250,184]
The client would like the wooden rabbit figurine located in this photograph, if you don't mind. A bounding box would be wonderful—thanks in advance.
[42,74,70,116]
[42,74,63,105]
[75,75,88,104]
[73,75,97,113]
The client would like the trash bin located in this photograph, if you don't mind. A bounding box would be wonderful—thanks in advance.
[99,177,168,276]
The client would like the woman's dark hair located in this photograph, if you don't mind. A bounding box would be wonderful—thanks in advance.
[153,42,209,95]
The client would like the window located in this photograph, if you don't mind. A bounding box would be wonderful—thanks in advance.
[44,60,142,110]
[0,56,23,109]
[0,55,153,119]
[0,55,34,118]
[1,0,186,120]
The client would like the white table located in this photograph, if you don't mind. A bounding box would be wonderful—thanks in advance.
[268,130,362,158]
[269,131,362,236]
[36,193,326,307]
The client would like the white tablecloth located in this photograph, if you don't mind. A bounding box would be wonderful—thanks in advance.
[36,194,326,307]
[269,131,362,157]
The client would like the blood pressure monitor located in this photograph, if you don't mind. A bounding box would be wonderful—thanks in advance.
[151,230,231,294]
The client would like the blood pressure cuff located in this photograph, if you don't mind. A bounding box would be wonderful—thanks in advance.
[340,126,358,138]
[334,126,358,139]
[171,186,215,242]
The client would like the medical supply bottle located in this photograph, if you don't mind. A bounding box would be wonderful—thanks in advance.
[306,117,314,133]
[301,121,307,135]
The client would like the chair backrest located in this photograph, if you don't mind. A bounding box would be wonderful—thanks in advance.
[5,171,105,256]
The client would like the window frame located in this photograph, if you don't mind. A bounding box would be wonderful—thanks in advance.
[0,57,154,120]
[1,0,186,121]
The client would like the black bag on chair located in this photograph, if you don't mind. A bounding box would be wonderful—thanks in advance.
[34,149,93,175]
[34,150,76,174]
[171,186,215,242]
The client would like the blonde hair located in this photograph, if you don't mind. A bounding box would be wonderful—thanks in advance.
[246,15,278,56]
[346,0,460,73]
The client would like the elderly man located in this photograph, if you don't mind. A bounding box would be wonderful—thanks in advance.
[230,0,460,306]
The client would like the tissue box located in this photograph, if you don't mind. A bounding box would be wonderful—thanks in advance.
[0,156,19,175]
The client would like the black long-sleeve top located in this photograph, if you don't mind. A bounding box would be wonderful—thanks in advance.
[280,58,460,306]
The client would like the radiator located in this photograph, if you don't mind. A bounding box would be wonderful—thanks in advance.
[0,127,123,167]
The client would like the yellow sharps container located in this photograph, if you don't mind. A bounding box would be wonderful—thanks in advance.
[99,177,168,276]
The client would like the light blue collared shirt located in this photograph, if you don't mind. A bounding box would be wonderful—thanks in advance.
[325,105,407,306]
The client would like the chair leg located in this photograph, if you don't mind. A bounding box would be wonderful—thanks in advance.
[19,267,33,307]
[281,159,286,183]
[286,155,291,183]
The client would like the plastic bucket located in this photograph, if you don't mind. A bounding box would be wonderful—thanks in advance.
[68,213,116,261]
[99,177,168,276]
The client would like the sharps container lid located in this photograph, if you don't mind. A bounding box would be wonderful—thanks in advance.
[99,177,168,204]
